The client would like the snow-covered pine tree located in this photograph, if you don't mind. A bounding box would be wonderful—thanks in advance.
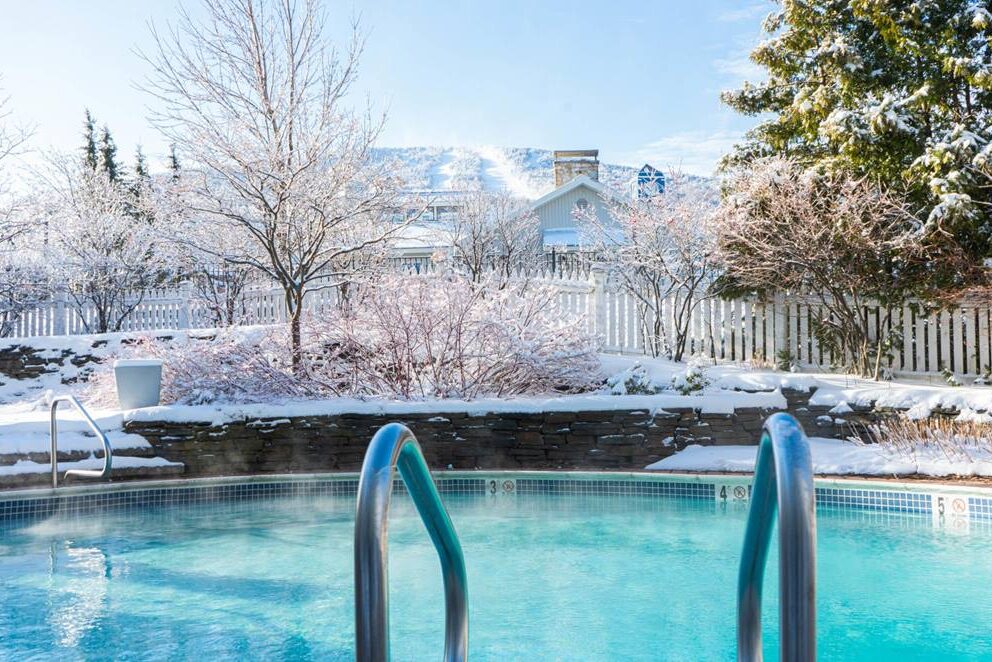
[167,143,180,181]
[98,125,120,182]
[723,1,992,265]
[82,110,98,171]
[134,145,149,181]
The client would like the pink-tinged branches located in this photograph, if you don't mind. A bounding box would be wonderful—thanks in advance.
[88,274,603,404]
[714,157,963,378]
[305,274,602,398]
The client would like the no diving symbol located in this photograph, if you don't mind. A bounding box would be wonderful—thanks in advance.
[952,498,966,514]
[733,486,747,500]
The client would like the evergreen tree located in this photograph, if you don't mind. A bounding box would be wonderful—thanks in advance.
[134,145,149,181]
[99,125,120,182]
[82,110,98,170]
[722,1,992,261]
[168,143,181,181]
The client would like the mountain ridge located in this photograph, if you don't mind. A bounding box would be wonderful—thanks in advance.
[373,146,711,200]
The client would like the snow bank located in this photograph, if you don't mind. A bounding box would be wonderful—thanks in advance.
[0,455,180,476]
[601,354,992,419]
[0,404,149,456]
[647,437,992,477]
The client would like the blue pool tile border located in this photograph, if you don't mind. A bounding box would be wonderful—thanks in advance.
[968,496,992,520]
[515,478,714,500]
[814,487,932,514]
[0,473,989,528]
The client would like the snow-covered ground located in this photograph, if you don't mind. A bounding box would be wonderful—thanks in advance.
[600,354,992,421]
[0,333,189,479]
[647,437,992,478]
[1,330,992,480]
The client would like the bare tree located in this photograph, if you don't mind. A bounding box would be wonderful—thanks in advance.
[141,0,403,367]
[0,83,46,334]
[445,191,539,285]
[583,174,722,361]
[0,80,32,242]
[715,157,963,379]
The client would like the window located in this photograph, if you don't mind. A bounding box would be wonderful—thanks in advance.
[575,198,589,211]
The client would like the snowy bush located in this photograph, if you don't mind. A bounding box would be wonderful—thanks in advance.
[86,328,310,406]
[582,173,722,361]
[303,274,603,399]
[669,358,711,395]
[606,364,662,395]
[716,158,957,380]
[88,275,603,404]
[605,359,710,396]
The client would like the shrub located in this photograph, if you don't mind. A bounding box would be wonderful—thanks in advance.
[852,414,992,465]
[303,274,603,399]
[88,275,604,404]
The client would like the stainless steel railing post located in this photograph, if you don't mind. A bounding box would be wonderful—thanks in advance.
[50,394,113,488]
[354,422,468,662]
[737,412,816,662]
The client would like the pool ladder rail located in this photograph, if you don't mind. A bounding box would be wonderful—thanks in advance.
[354,422,468,662]
[49,394,114,489]
[352,414,814,662]
[737,412,817,662]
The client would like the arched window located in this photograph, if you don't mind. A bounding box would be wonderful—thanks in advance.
[575,197,589,211]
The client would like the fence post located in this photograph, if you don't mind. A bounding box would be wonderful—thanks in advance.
[774,292,788,368]
[52,290,67,336]
[591,268,607,339]
[179,281,193,330]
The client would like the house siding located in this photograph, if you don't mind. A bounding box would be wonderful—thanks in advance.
[533,183,612,242]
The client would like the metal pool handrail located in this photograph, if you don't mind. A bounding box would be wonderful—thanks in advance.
[737,412,816,662]
[354,423,468,662]
[50,394,113,489]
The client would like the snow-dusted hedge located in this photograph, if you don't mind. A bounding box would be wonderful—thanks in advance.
[88,275,603,404]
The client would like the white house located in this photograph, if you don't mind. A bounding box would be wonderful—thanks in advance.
[530,150,623,252]
[388,148,635,263]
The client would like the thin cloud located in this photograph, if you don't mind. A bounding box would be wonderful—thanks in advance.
[713,52,764,81]
[717,1,773,23]
[629,130,745,177]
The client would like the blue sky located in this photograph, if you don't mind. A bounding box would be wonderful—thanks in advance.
[0,0,771,176]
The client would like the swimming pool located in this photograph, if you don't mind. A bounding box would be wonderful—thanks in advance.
[1,473,990,660]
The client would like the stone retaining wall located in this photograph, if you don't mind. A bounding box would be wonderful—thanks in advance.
[125,388,880,477]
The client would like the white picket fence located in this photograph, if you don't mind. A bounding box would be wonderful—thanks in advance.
[8,273,992,377]
[555,276,992,377]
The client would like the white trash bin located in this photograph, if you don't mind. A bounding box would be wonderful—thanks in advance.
[114,359,163,410]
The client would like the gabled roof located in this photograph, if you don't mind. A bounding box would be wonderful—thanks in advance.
[528,174,626,211]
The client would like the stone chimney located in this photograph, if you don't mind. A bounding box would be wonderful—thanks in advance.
[553,149,599,187]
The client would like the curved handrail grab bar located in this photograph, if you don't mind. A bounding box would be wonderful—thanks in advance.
[737,412,816,662]
[354,422,468,662]
[49,394,113,489]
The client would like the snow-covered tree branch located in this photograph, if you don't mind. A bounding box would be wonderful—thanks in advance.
[29,153,171,333]
[445,190,539,285]
[715,157,966,379]
[583,174,721,361]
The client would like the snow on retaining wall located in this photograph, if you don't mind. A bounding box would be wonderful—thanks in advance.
[123,388,869,476]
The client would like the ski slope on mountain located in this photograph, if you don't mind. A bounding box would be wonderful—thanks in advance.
[372,146,710,200]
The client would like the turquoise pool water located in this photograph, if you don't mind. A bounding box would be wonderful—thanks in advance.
[1,488,991,660]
